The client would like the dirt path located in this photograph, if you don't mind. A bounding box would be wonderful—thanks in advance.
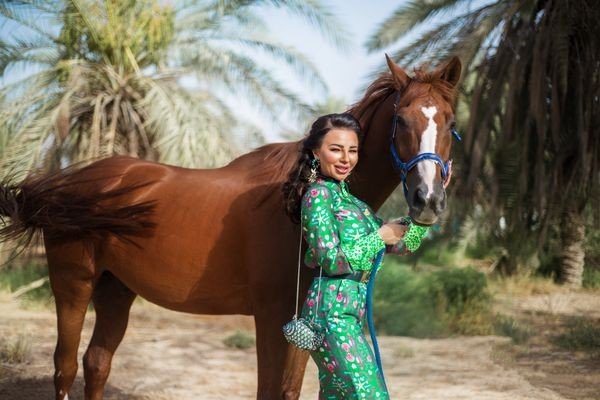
[1,292,598,399]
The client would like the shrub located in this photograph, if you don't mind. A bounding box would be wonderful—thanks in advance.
[431,267,494,335]
[373,260,494,337]
[373,265,444,337]
[583,268,600,289]
[0,261,52,303]
[554,316,600,352]
[494,314,531,344]
[223,331,255,349]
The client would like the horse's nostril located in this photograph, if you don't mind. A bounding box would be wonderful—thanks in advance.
[413,188,427,210]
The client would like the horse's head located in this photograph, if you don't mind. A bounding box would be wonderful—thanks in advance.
[386,55,462,226]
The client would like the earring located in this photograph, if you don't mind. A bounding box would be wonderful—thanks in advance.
[308,158,320,183]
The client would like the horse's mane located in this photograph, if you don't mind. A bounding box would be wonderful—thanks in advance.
[348,69,456,124]
[227,141,300,185]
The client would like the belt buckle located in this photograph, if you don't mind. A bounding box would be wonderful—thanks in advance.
[360,270,371,283]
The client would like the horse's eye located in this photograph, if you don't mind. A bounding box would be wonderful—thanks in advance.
[395,115,407,127]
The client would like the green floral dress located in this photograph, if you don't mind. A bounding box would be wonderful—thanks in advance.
[300,176,389,399]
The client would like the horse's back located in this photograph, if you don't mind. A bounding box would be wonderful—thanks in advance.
[55,156,289,314]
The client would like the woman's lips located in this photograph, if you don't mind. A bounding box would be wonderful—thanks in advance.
[335,166,349,174]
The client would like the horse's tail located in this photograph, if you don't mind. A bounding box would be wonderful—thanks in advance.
[0,163,156,249]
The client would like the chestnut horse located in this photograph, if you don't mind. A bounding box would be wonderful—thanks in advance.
[0,56,461,399]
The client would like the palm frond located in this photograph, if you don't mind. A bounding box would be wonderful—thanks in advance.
[365,0,465,52]
[239,38,325,91]
[173,42,314,121]
[0,0,337,175]
[0,0,60,42]
[141,79,237,168]
[269,0,351,50]
[0,38,59,75]
[0,95,61,178]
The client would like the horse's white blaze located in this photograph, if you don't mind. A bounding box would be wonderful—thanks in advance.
[417,106,439,199]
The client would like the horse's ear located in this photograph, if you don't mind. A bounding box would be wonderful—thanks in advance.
[385,54,409,89]
[437,56,462,87]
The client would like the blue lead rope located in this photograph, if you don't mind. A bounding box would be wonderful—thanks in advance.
[366,249,387,392]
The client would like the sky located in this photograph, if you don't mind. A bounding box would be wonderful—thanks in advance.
[252,0,404,140]
[261,0,401,105]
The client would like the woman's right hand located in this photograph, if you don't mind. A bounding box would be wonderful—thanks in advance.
[378,222,408,245]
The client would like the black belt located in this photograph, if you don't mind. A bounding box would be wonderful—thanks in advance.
[323,270,371,283]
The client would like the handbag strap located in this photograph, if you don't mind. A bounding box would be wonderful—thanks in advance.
[293,210,322,320]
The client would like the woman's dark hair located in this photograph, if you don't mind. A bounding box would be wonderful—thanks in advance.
[282,113,362,223]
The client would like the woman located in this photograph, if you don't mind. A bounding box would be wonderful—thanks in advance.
[282,113,410,399]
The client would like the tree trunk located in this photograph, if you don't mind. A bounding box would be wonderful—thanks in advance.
[560,206,585,287]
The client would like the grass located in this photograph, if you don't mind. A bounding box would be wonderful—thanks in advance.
[392,344,415,358]
[0,261,53,306]
[494,314,532,344]
[554,316,600,352]
[583,268,600,289]
[223,331,255,350]
[488,273,562,297]
[490,341,517,365]
[0,334,32,364]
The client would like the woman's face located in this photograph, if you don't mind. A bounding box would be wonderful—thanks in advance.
[312,128,359,181]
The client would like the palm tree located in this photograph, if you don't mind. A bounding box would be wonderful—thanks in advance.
[0,0,347,175]
[367,0,600,286]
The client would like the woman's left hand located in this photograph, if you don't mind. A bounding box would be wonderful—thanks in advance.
[443,160,453,189]
[378,222,408,245]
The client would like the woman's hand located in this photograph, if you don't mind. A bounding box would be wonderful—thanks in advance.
[443,160,453,189]
[378,222,409,245]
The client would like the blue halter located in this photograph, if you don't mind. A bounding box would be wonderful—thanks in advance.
[389,93,461,198]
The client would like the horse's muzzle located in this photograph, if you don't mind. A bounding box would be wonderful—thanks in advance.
[409,184,446,225]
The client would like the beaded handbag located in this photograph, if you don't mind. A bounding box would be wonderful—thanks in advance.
[282,315,324,351]
[282,211,324,352]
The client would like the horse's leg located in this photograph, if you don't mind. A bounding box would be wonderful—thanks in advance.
[47,244,95,400]
[254,306,310,399]
[83,272,136,400]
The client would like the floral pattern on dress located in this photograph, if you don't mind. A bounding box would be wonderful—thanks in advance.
[301,177,385,275]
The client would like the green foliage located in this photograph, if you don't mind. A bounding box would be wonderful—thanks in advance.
[0,260,52,303]
[554,317,600,352]
[583,217,600,288]
[494,315,531,344]
[583,269,600,289]
[60,0,175,70]
[223,330,255,350]
[0,0,347,172]
[373,260,493,337]
[368,0,600,286]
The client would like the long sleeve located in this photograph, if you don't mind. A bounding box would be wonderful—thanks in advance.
[302,185,352,275]
[386,221,430,254]
[301,184,385,274]
[340,231,385,271]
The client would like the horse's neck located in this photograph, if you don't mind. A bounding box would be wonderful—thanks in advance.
[351,95,400,211]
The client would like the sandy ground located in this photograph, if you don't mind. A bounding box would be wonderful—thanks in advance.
[0,291,599,400]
